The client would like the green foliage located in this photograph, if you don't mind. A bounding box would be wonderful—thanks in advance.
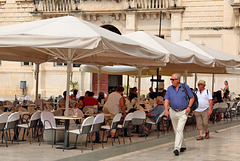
[70,81,78,91]
[123,85,131,95]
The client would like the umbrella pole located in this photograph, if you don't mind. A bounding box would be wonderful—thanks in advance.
[137,67,142,106]
[97,66,102,96]
[35,63,40,109]
[127,75,129,96]
[212,74,215,93]
[184,69,188,84]
[194,73,197,90]
[65,60,72,116]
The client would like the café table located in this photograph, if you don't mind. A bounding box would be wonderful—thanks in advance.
[54,115,83,150]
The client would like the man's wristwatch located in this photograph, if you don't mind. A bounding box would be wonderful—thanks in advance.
[187,106,191,108]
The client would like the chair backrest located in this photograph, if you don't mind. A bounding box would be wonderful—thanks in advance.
[155,111,165,124]
[85,108,94,114]
[81,116,94,134]
[218,102,228,108]
[28,105,36,115]
[31,111,41,121]
[132,111,146,125]
[0,113,8,131]
[83,106,94,113]
[0,113,8,123]
[29,111,41,128]
[111,113,122,129]
[5,112,20,129]
[132,111,146,119]
[19,107,28,112]
[52,109,63,116]
[41,110,56,129]
[122,112,133,128]
[91,114,104,132]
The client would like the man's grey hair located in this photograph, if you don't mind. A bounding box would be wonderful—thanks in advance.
[172,73,181,80]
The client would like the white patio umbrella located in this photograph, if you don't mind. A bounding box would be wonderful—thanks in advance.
[177,41,240,69]
[0,16,168,115]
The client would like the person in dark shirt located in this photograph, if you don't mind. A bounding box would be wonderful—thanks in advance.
[147,87,157,99]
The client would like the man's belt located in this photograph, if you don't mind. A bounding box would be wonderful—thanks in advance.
[171,107,187,112]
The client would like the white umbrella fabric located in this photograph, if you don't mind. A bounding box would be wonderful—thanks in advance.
[177,41,240,69]
[123,31,229,74]
[0,16,168,115]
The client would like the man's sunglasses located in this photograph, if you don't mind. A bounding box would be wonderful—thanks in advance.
[170,78,178,81]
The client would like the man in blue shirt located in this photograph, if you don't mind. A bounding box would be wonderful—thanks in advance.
[164,73,194,156]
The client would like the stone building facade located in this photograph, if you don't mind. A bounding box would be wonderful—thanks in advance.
[1,0,240,99]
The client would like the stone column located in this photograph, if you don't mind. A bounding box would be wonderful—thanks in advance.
[125,11,137,34]
[170,9,184,43]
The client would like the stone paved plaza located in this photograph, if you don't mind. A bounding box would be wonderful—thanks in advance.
[1,119,240,161]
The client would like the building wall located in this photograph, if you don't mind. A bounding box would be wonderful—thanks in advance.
[0,0,240,99]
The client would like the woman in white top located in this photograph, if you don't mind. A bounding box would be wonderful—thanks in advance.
[103,86,126,118]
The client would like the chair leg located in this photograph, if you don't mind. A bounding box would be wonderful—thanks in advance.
[2,131,8,147]
[39,128,44,146]
[101,130,105,148]
[122,128,125,144]
[54,130,56,145]
[156,123,159,138]
[74,135,78,148]
[128,128,132,143]
[51,129,54,148]
[29,129,32,144]
[80,134,83,153]
[89,132,93,151]
[22,128,26,141]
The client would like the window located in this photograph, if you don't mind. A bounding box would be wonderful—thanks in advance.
[54,62,80,67]
[21,62,33,66]
[73,64,80,67]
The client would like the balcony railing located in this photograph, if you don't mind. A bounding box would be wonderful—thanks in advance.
[34,0,178,12]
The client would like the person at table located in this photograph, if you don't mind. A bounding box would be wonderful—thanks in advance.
[97,91,106,104]
[222,80,229,97]
[82,92,99,108]
[70,89,78,101]
[129,87,137,102]
[103,86,126,118]
[147,87,157,100]
[223,90,231,102]
[77,91,90,109]
[59,91,67,108]
[103,86,126,137]
[142,96,165,136]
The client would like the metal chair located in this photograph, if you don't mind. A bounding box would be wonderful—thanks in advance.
[117,112,133,144]
[39,110,64,148]
[0,113,8,147]
[18,111,41,144]
[90,114,104,148]
[4,112,20,144]
[146,111,165,138]
[131,111,146,139]
[101,113,122,146]
[68,116,94,153]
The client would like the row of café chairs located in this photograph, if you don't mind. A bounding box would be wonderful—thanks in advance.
[0,112,20,147]
[39,110,167,153]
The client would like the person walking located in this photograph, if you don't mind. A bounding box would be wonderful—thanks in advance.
[194,80,212,140]
[164,73,194,156]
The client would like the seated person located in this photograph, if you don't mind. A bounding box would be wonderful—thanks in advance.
[59,91,67,108]
[70,89,78,101]
[77,91,90,109]
[129,87,138,102]
[141,96,165,136]
[97,91,106,104]
[147,87,157,100]
[83,91,99,108]
[146,96,165,123]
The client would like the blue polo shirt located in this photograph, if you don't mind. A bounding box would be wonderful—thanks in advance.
[164,83,194,110]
